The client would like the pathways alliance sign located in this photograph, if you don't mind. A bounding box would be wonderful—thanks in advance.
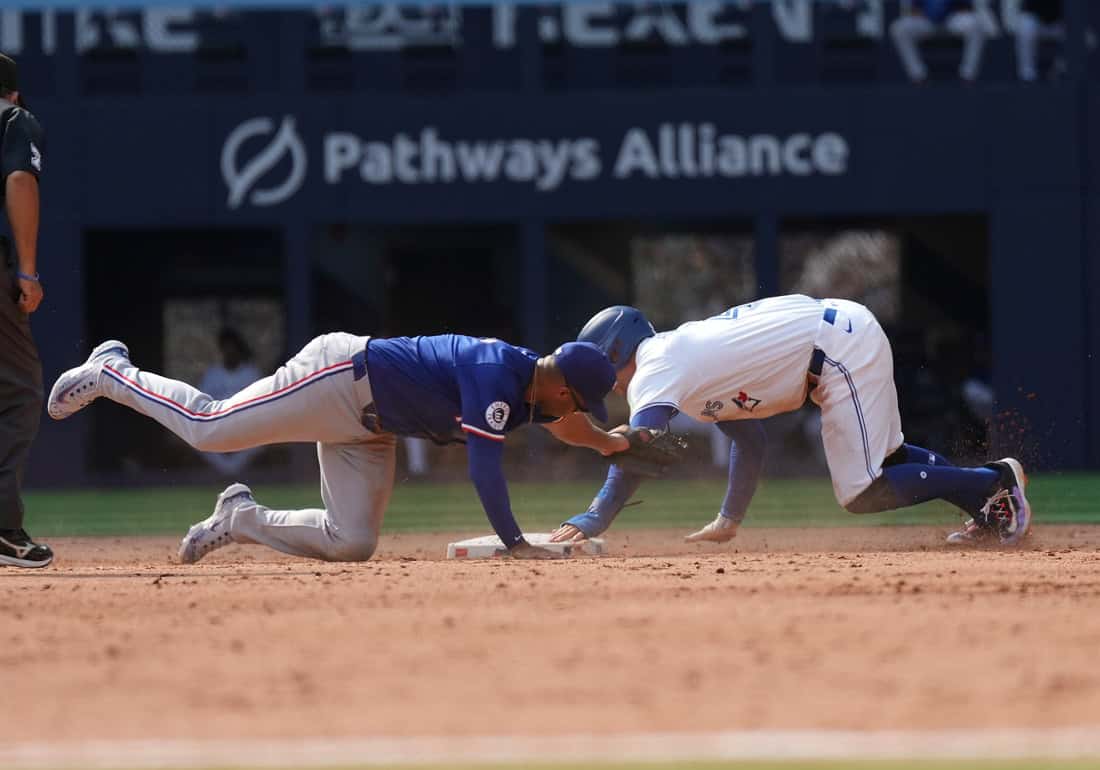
[221,115,850,210]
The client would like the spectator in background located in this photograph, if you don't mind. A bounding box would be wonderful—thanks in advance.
[1015,0,1063,82]
[890,0,996,83]
[198,327,263,476]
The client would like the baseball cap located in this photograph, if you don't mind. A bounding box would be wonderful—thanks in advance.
[553,341,615,423]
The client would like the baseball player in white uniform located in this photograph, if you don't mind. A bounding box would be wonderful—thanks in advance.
[550,295,1032,546]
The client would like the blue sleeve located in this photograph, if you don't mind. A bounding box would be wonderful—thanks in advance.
[456,363,520,442]
[466,433,524,548]
[564,404,676,537]
[715,419,767,524]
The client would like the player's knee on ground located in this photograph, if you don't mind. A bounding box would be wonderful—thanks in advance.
[844,476,899,514]
[322,533,378,562]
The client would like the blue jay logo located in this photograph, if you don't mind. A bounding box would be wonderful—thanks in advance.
[222,116,307,209]
[732,390,762,412]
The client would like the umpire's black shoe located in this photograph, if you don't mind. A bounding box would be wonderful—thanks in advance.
[0,528,53,568]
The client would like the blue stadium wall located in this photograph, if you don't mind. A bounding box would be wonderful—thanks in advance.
[7,3,1098,482]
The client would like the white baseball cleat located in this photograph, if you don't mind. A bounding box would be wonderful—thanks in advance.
[177,483,254,564]
[684,513,738,543]
[47,340,130,420]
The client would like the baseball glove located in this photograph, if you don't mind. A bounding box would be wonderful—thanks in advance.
[610,427,689,478]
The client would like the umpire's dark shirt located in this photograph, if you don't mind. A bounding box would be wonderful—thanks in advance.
[0,99,42,206]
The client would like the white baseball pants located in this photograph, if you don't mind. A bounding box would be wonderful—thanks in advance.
[99,332,395,561]
[810,301,905,507]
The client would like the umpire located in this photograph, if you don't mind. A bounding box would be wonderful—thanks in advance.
[0,53,51,568]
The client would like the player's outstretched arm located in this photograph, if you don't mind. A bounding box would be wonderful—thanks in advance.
[684,420,767,544]
[466,434,561,559]
[716,419,766,523]
[551,463,646,541]
[541,412,629,456]
[550,404,675,542]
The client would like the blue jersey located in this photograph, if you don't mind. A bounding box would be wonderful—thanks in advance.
[365,335,550,444]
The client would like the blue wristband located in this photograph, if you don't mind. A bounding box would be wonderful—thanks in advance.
[16,271,39,282]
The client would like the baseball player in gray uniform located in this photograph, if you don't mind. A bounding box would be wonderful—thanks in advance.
[48,333,627,562]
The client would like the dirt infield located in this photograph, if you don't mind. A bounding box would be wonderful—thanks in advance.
[5,525,1100,743]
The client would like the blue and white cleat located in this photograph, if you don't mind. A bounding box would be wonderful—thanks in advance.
[47,340,130,420]
[177,483,254,564]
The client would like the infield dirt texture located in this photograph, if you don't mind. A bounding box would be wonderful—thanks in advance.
[5,478,1100,765]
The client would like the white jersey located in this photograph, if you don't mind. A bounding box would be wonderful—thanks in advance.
[628,295,823,423]
[628,294,905,506]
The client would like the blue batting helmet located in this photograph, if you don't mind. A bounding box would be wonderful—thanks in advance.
[577,306,655,371]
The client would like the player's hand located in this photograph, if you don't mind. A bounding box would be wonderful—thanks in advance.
[600,433,630,457]
[17,276,42,314]
[548,524,587,543]
[508,540,564,560]
[684,514,739,543]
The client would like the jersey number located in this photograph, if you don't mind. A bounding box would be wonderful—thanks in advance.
[711,301,757,321]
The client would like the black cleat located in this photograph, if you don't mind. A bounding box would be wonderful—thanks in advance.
[0,529,54,568]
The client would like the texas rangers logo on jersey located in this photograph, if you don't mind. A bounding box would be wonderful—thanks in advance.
[732,391,762,412]
[485,401,510,430]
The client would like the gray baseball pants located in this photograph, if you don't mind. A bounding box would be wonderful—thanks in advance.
[97,332,394,561]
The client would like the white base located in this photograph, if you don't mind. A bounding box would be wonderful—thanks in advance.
[447,532,605,559]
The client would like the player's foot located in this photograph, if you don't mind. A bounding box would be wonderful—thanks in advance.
[47,340,130,420]
[945,518,997,545]
[684,513,738,543]
[177,483,254,564]
[0,528,53,568]
[980,457,1032,546]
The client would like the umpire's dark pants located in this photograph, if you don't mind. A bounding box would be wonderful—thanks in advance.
[0,242,42,530]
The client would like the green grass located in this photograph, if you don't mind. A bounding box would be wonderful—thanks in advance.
[21,472,1100,538]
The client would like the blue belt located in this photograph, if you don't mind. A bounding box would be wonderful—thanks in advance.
[808,307,837,386]
[809,347,825,380]
[353,341,379,430]
[352,341,368,381]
